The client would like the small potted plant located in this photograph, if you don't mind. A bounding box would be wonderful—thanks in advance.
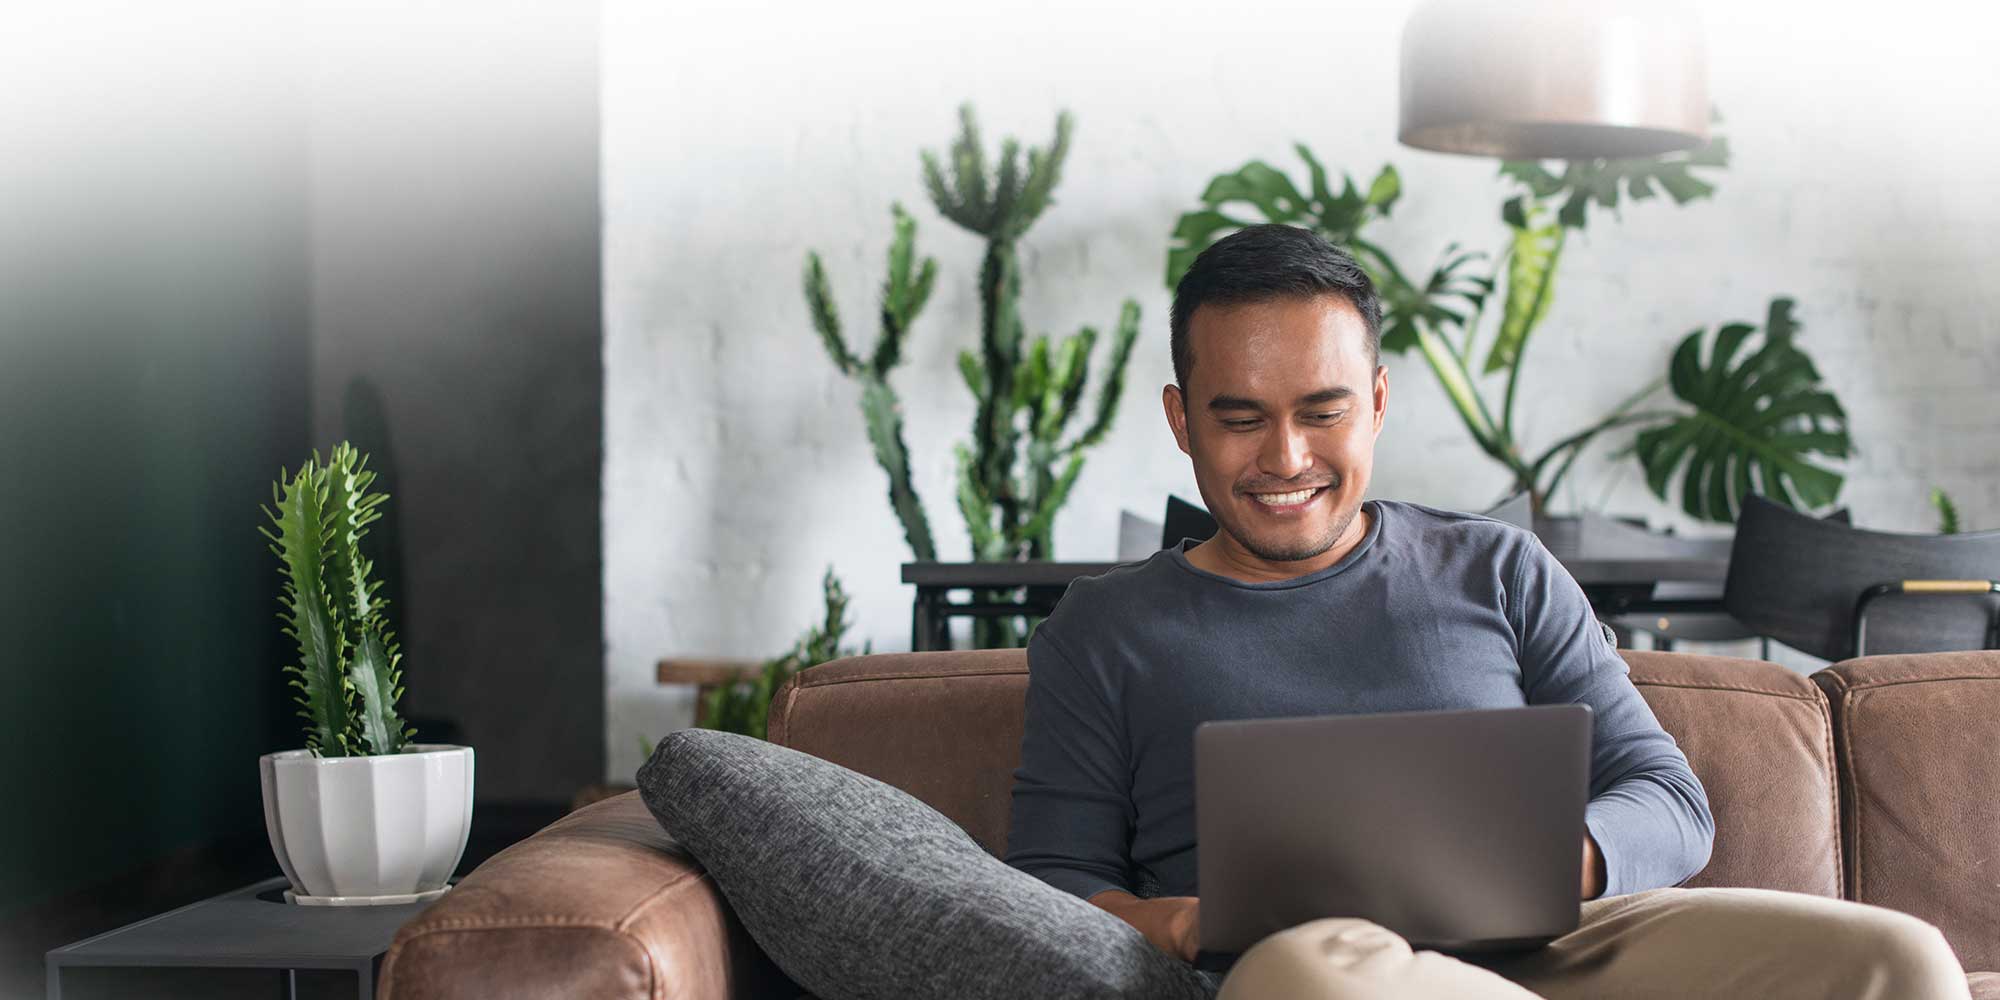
[257,442,473,905]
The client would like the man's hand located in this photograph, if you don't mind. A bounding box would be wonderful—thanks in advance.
[1087,890,1201,962]
[1582,833,1607,899]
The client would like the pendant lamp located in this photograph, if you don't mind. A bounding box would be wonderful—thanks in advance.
[1398,0,1709,160]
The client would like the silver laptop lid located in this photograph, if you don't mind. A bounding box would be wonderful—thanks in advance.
[1196,703,1591,954]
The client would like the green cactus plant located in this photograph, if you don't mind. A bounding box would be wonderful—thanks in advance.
[925,106,1140,647]
[805,105,1141,649]
[260,442,414,757]
[701,566,870,740]
[805,205,940,561]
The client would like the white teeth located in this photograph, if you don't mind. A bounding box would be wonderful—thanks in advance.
[1251,487,1318,506]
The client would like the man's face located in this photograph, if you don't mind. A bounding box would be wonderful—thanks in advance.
[1163,294,1388,573]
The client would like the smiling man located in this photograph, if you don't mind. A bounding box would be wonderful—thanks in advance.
[1001,224,1969,998]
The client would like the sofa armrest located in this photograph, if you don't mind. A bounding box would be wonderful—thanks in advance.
[380,791,791,1000]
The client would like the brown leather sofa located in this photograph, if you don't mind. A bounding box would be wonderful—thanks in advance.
[379,648,2000,999]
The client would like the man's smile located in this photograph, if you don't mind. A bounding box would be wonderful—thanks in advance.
[1245,485,1329,510]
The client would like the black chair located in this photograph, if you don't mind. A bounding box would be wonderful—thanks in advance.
[1723,494,2000,660]
[1161,494,1218,549]
[1608,509,1849,655]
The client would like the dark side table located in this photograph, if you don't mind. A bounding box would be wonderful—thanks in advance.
[45,877,439,1000]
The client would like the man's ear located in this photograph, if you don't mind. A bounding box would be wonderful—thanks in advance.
[1371,364,1389,437]
[1163,383,1193,457]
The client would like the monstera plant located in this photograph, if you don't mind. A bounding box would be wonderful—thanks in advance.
[1168,121,1854,523]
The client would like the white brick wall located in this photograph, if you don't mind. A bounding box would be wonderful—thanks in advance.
[602,0,2000,781]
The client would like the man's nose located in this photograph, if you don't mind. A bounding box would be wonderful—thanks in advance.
[1260,420,1314,479]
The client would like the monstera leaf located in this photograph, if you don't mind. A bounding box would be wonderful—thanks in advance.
[1484,198,1564,373]
[1169,145,1484,358]
[1632,297,1851,523]
[1499,119,1730,230]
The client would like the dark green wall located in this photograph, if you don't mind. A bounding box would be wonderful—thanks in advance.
[0,99,310,912]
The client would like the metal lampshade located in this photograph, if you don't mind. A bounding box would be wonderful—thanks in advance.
[1398,0,1710,160]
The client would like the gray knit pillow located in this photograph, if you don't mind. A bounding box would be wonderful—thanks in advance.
[636,728,1216,1000]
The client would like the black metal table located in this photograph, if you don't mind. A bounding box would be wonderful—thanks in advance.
[902,512,1734,651]
[45,877,438,1000]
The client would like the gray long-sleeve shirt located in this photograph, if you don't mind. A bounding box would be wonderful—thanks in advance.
[1003,499,1713,904]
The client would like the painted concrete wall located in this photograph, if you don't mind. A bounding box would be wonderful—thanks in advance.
[307,0,605,803]
[603,0,2000,781]
[1,4,309,910]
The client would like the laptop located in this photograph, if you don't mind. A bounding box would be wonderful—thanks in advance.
[1195,704,1592,959]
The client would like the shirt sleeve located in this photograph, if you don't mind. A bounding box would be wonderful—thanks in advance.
[1509,534,1716,897]
[1003,623,1135,902]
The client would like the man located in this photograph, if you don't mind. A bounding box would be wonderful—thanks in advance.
[1002,224,1969,998]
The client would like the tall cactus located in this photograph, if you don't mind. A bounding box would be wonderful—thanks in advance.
[803,105,1141,649]
[805,204,940,561]
[924,106,1140,648]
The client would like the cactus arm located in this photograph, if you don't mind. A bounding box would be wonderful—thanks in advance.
[954,443,1003,560]
[262,459,352,756]
[347,626,410,754]
[1045,326,1095,442]
[861,378,937,561]
[1020,452,1086,555]
[951,104,992,226]
[920,150,977,231]
[1064,300,1141,455]
[988,139,1022,234]
[1010,112,1073,237]
[804,253,860,376]
[872,204,939,376]
[325,444,408,754]
[957,349,986,398]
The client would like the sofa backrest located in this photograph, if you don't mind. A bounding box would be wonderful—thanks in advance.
[1815,651,2000,973]
[768,648,1843,896]
[1620,651,1841,897]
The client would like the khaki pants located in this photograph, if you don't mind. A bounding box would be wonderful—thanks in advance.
[1215,887,1971,1000]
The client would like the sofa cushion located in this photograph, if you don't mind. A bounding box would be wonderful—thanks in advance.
[637,728,1216,1000]
[1622,651,1842,896]
[1816,651,2000,974]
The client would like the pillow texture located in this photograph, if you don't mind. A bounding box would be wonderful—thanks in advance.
[637,728,1217,1000]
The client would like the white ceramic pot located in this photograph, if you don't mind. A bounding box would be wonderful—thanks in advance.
[259,744,474,903]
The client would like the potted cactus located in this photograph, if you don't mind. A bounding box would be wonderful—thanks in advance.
[256,443,472,905]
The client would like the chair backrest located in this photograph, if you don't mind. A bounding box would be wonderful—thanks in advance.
[1162,494,1217,549]
[1723,494,2000,660]
[767,648,1841,896]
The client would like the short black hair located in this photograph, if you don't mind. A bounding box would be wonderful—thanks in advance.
[1169,224,1383,390]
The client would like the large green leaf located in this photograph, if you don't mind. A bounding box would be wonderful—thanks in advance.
[1373,241,1492,357]
[1168,146,1480,359]
[1632,297,1850,522]
[1484,200,1564,373]
[1498,121,1730,231]
[1165,146,1385,288]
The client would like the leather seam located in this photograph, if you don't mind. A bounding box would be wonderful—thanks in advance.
[794,667,1026,688]
[615,868,710,931]
[1631,679,1820,700]
[1843,686,1865,902]
[1824,673,2000,692]
[384,922,659,1000]
[1816,683,1843,900]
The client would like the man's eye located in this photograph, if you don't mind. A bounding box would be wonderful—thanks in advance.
[1309,412,1343,422]
[1222,419,1260,429]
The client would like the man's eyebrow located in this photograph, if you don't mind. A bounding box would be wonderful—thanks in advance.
[1206,387,1355,412]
